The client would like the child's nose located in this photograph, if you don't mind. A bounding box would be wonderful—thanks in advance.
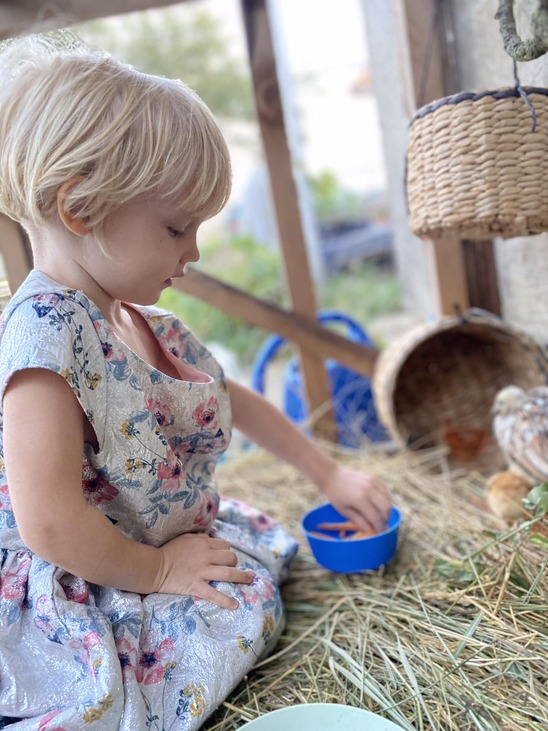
[185,244,200,264]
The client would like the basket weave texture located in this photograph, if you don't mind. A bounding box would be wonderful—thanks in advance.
[372,313,548,469]
[407,87,548,240]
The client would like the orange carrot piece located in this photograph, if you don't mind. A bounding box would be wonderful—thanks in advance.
[309,531,337,540]
[316,520,360,532]
[347,530,376,540]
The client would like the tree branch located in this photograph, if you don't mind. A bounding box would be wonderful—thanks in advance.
[496,0,548,61]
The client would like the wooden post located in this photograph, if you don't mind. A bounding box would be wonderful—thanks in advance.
[424,231,469,316]
[240,0,335,439]
[396,0,501,317]
[462,240,501,315]
[0,215,32,294]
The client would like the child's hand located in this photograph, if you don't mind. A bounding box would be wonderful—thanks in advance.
[155,533,253,609]
[317,464,391,533]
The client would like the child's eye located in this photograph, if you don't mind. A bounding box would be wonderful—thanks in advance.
[167,226,185,238]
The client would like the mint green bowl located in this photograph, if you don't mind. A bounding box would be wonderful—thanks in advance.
[239,703,406,730]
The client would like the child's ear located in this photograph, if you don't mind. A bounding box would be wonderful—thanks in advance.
[57,177,90,236]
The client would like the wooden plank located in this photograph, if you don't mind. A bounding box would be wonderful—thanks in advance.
[0,0,187,37]
[462,239,501,315]
[425,231,469,317]
[173,267,379,378]
[240,0,335,438]
[0,215,33,294]
[396,0,501,318]
[395,0,450,113]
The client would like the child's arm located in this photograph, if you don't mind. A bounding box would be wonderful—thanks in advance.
[3,369,252,609]
[226,378,391,532]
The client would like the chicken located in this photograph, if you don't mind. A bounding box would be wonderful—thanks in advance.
[485,470,532,522]
[492,385,548,485]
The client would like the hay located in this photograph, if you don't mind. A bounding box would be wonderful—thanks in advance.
[204,443,548,731]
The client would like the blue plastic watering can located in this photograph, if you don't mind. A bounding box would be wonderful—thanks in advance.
[250,310,388,448]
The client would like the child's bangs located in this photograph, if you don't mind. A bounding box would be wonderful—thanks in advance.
[160,146,231,221]
[153,86,232,220]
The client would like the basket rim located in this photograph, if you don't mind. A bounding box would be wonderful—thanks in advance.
[410,85,548,124]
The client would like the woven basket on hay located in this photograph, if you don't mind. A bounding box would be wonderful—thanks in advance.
[372,311,548,470]
[407,87,548,240]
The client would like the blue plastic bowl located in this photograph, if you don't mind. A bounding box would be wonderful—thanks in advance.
[301,504,401,573]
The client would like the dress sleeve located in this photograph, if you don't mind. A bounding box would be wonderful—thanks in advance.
[0,292,108,450]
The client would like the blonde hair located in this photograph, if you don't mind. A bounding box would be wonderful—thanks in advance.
[0,32,232,230]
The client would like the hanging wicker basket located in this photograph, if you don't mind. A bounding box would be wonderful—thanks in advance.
[407,87,548,240]
[372,311,548,469]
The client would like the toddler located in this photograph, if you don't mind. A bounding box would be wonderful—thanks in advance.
[0,33,390,729]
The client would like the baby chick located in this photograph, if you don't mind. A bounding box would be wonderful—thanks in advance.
[485,470,533,522]
[492,385,548,485]
[442,418,491,461]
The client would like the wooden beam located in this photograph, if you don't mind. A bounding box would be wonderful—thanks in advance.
[173,267,379,378]
[0,214,33,293]
[424,231,469,317]
[240,0,335,438]
[462,239,501,316]
[396,0,500,317]
[396,0,449,113]
[0,0,189,37]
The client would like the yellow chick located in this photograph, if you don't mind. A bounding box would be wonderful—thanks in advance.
[485,470,533,522]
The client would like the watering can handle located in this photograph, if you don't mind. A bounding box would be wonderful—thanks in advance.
[250,310,374,395]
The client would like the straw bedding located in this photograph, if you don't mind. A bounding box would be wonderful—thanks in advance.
[204,443,547,731]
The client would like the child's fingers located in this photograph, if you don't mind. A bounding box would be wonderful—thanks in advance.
[197,583,240,610]
[208,567,254,585]
[194,569,254,610]
[209,548,239,567]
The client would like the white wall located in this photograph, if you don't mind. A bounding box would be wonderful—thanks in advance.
[360,0,437,319]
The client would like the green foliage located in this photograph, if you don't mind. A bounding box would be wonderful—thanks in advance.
[523,482,548,517]
[158,236,286,365]
[76,8,254,120]
[158,236,401,366]
[323,261,402,323]
[308,170,363,222]
[524,483,548,549]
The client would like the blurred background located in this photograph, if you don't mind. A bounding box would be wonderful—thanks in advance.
[73,0,407,380]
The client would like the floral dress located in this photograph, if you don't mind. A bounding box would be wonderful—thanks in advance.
[0,271,298,730]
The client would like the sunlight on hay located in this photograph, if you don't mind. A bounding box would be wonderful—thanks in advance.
[205,442,548,731]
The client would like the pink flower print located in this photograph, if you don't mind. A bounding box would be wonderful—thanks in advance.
[164,327,181,357]
[0,482,12,511]
[0,556,31,600]
[60,575,90,604]
[144,397,174,427]
[116,637,138,678]
[38,709,64,730]
[259,574,276,602]
[193,397,218,428]
[83,632,103,650]
[192,493,219,528]
[238,582,259,607]
[32,294,59,318]
[157,449,184,491]
[136,638,176,685]
[225,498,276,535]
[92,321,126,361]
[82,474,119,505]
